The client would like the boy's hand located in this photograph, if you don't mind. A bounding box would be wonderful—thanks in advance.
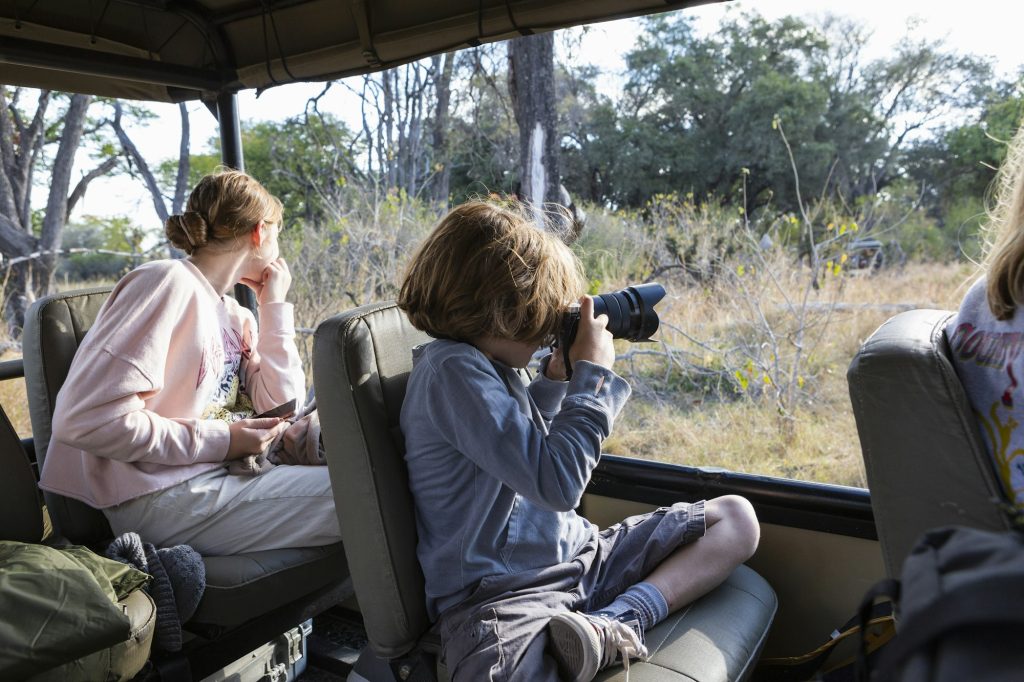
[241,258,292,305]
[545,346,568,381]
[226,417,288,460]
[569,296,615,371]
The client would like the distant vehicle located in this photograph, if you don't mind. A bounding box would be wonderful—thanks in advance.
[848,237,885,271]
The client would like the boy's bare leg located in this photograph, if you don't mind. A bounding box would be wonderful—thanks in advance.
[547,495,760,680]
[644,495,760,612]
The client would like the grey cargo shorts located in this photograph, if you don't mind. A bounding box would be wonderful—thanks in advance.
[437,500,706,682]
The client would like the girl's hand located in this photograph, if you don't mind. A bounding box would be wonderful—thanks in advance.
[226,417,288,460]
[241,258,292,305]
[569,296,615,371]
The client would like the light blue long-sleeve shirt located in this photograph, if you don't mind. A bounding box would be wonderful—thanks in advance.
[400,339,631,619]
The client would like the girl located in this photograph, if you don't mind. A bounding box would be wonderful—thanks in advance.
[40,169,341,555]
[947,123,1024,513]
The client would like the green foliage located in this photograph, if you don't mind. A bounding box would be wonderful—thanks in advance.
[159,153,219,193]
[179,114,362,230]
[556,9,995,223]
[572,206,652,286]
[242,115,362,230]
[444,59,518,202]
[58,215,150,281]
[906,76,1024,230]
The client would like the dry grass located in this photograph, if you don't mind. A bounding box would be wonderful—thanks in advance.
[0,350,31,437]
[603,261,976,487]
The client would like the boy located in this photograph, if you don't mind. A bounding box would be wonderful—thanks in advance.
[397,201,760,681]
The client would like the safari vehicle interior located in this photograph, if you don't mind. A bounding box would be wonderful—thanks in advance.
[0,0,1012,681]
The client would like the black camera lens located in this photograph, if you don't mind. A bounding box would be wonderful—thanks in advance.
[593,283,666,342]
[557,282,666,378]
[560,282,666,346]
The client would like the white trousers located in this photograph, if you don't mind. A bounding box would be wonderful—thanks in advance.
[103,465,342,555]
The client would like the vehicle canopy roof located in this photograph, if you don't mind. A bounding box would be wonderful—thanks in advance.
[1,0,721,102]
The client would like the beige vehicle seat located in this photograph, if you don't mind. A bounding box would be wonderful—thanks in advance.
[314,301,777,681]
[847,308,1013,578]
[22,288,350,669]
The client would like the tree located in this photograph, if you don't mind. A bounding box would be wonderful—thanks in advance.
[110,101,191,226]
[813,16,994,202]
[241,108,362,229]
[559,11,993,214]
[444,44,518,203]
[355,56,456,205]
[907,75,1024,209]
[428,52,456,205]
[0,88,118,333]
[508,33,563,222]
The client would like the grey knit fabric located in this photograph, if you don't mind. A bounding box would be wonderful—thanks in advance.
[142,541,182,651]
[157,544,205,623]
[105,532,206,652]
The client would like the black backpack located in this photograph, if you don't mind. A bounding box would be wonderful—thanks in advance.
[856,525,1024,681]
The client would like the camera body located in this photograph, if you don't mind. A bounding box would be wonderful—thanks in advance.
[558,282,666,377]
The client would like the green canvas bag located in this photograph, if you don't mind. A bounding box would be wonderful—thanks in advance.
[0,541,153,680]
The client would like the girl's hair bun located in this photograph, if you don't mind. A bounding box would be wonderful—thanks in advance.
[165,211,209,254]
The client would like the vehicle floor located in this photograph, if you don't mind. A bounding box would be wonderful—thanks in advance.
[300,606,369,680]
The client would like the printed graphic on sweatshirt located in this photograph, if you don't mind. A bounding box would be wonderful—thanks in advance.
[948,323,1024,407]
[198,325,255,422]
[974,401,1024,508]
[949,322,1024,508]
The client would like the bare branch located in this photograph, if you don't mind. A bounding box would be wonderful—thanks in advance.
[67,156,120,216]
[111,100,169,223]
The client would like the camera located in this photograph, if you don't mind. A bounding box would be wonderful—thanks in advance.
[557,283,666,377]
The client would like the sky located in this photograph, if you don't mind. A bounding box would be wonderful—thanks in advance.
[74,0,1024,226]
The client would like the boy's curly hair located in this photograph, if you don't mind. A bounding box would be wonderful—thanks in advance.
[398,200,586,345]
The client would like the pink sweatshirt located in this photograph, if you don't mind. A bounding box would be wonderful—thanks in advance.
[39,259,306,508]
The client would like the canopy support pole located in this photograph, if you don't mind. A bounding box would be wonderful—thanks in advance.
[216,91,260,316]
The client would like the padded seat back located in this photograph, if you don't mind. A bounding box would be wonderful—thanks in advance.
[23,288,114,545]
[313,302,431,658]
[847,308,1012,578]
[0,401,42,543]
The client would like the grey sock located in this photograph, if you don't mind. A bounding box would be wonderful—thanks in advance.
[591,582,669,631]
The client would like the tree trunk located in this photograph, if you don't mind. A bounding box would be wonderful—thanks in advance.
[112,100,191,257]
[508,33,561,224]
[172,103,191,215]
[382,72,397,190]
[430,52,455,207]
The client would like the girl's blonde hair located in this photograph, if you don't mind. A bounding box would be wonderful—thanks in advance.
[165,169,283,255]
[398,200,586,344]
[985,124,1024,320]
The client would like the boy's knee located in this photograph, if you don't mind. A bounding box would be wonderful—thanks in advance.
[710,495,760,560]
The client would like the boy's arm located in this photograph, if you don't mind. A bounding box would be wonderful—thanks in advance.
[527,353,570,423]
[427,355,630,512]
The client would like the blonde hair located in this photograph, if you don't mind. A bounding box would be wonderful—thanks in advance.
[398,200,586,344]
[165,169,283,255]
[985,124,1024,320]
